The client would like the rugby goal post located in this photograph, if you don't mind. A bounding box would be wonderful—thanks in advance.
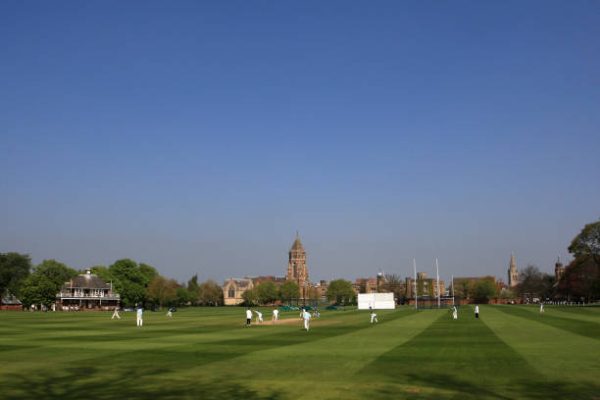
[358,293,395,310]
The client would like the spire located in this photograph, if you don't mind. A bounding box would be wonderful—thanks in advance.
[290,232,304,252]
[509,253,516,269]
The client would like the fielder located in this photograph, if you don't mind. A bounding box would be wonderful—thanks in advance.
[272,308,279,322]
[474,305,479,319]
[370,312,378,324]
[136,307,143,327]
[540,303,544,314]
[452,306,458,320]
[111,308,121,320]
[303,309,311,331]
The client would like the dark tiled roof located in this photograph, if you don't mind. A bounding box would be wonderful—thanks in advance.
[63,274,111,289]
[224,278,253,289]
[252,276,286,285]
[1,292,22,305]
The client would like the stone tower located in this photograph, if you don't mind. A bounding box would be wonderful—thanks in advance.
[508,253,519,288]
[287,233,309,299]
[555,256,565,282]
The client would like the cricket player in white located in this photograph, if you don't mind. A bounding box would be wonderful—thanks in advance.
[166,308,173,317]
[272,309,279,322]
[136,307,143,327]
[246,308,252,327]
[540,303,544,314]
[111,308,121,320]
[370,312,378,324]
[255,310,263,324]
[303,309,311,331]
[452,306,458,320]
[474,305,479,319]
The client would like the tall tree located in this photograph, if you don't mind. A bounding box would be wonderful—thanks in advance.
[139,263,159,287]
[0,252,32,298]
[279,280,300,303]
[19,274,57,309]
[256,281,278,305]
[568,220,600,264]
[242,288,258,306]
[147,275,179,308]
[472,280,497,303]
[90,265,112,282]
[326,279,355,305]
[199,280,223,306]
[109,259,147,307]
[517,265,554,299]
[176,287,192,306]
[19,259,77,308]
[557,257,600,301]
[35,260,78,288]
[560,220,600,301]
[187,274,201,305]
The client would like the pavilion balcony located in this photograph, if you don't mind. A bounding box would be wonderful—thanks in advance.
[56,293,120,300]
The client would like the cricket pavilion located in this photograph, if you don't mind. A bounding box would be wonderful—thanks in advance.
[56,269,120,311]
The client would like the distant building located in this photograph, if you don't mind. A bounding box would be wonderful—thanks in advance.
[222,275,288,306]
[406,272,446,298]
[314,280,328,301]
[223,234,313,305]
[252,275,287,287]
[1,290,22,311]
[223,278,254,306]
[508,253,519,288]
[354,277,378,294]
[56,269,120,311]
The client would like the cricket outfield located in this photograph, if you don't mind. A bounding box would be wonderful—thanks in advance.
[0,305,598,400]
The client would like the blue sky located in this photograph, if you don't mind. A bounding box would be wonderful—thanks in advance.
[1,1,599,284]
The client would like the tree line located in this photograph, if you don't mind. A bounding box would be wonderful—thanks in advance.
[441,220,600,303]
[2,220,598,308]
[0,256,223,309]
[351,220,600,304]
[240,279,357,306]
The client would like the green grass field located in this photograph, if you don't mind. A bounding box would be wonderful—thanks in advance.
[1,305,598,400]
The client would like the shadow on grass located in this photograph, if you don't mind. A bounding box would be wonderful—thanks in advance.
[370,373,600,400]
[0,366,282,400]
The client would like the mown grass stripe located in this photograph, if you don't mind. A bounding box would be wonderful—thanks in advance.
[174,309,441,400]
[493,305,600,340]
[543,306,600,323]
[482,305,600,391]
[357,306,565,400]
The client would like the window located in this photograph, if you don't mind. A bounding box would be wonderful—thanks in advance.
[228,288,235,298]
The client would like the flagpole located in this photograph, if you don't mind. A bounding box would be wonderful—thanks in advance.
[413,258,418,310]
[436,258,440,309]
[451,275,455,306]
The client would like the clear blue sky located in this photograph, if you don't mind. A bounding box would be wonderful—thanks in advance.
[1,1,599,284]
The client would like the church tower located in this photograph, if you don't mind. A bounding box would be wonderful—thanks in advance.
[287,233,309,299]
[555,256,565,282]
[508,253,519,288]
